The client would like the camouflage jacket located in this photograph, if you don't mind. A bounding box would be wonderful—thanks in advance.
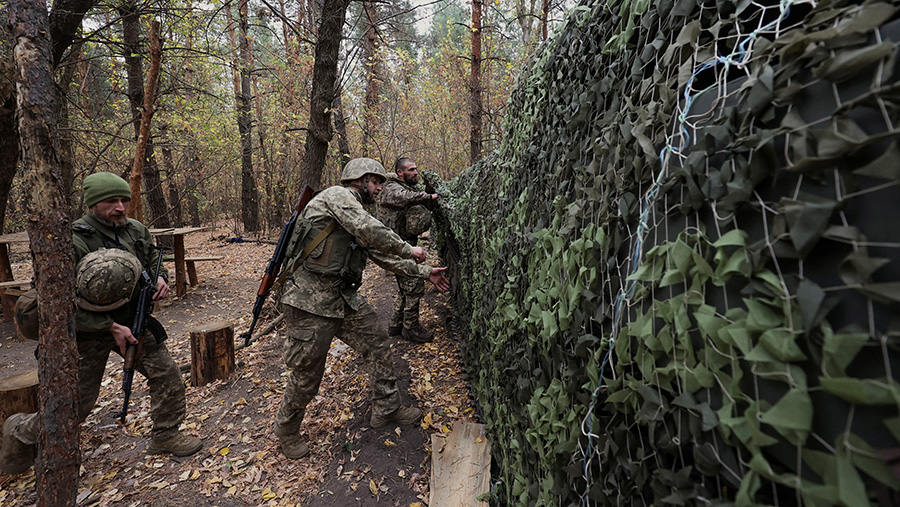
[377,174,432,241]
[72,214,168,333]
[280,186,432,318]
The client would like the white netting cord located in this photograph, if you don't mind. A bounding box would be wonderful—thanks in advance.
[578,0,816,503]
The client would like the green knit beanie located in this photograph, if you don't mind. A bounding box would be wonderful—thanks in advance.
[83,173,131,207]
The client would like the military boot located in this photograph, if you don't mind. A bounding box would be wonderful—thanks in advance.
[0,414,36,475]
[387,325,402,338]
[371,405,423,429]
[278,435,310,459]
[147,431,203,456]
[401,323,433,343]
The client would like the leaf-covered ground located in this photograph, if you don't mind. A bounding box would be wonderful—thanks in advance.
[0,226,477,506]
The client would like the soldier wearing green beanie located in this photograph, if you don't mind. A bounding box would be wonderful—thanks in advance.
[0,172,203,475]
[82,172,133,207]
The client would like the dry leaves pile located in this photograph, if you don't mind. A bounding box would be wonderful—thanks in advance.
[0,225,478,506]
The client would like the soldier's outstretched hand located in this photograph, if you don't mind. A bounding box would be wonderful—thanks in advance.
[429,267,450,291]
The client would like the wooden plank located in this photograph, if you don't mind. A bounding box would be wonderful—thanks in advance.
[0,280,31,288]
[430,421,491,507]
[184,256,224,262]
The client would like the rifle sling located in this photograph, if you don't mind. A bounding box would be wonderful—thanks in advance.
[271,219,338,293]
[299,220,338,261]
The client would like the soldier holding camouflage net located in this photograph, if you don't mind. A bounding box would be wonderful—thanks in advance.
[0,172,202,475]
[274,157,450,459]
[376,157,439,343]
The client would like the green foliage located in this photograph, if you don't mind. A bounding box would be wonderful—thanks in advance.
[428,0,900,504]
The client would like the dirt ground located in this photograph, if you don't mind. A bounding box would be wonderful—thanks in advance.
[0,226,478,506]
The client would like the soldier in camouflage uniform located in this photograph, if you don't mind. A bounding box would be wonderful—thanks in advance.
[0,172,202,475]
[275,157,450,459]
[377,157,439,343]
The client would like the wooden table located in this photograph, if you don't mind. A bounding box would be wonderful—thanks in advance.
[150,226,212,297]
[0,232,30,321]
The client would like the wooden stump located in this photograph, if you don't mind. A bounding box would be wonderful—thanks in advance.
[189,321,235,387]
[0,369,38,447]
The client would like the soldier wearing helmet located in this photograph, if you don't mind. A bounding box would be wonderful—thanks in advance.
[0,172,202,476]
[273,157,450,460]
[377,156,439,343]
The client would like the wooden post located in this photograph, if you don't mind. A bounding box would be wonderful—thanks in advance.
[430,421,491,506]
[0,369,38,448]
[189,321,235,387]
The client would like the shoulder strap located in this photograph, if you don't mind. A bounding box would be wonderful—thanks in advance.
[270,219,338,294]
[298,220,338,261]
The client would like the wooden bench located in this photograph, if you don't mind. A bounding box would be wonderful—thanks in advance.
[0,280,32,321]
[184,256,223,286]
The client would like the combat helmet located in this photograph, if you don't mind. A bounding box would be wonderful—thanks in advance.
[404,205,432,236]
[76,249,142,312]
[340,158,387,184]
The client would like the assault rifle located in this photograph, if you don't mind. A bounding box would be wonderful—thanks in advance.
[117,245,166,424]
[240,184,316,347]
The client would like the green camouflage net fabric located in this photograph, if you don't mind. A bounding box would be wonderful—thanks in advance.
[426,0,900,504]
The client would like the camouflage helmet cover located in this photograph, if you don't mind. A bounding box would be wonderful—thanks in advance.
[76,248,142,312]
[404,205,432,236]
[340,157,387,184]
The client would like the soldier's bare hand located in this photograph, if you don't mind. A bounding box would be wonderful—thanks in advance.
[429,267,450,291]
[110,322,138,355]
[153,276,170,300]
[411,246,427,263]
[430,193,438,200]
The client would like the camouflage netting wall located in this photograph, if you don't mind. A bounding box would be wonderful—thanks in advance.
[425,0,900,504]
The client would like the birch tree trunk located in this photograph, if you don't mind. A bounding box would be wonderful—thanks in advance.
[9,0,80,504]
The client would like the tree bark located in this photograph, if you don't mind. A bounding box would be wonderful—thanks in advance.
[361,0,379,156]
[299,0,351,190]
[332,84,351,170]
[55,41,80,207]
[9,0,80,504]
[541,0,549,40]
[237,0,259,233]
[120,8,165,225]
[48,0,94,67]
[0,7,20,234]
[160,124,183,227]
[470,0,483,164]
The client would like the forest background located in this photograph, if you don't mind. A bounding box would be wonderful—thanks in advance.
[1,0,572,236]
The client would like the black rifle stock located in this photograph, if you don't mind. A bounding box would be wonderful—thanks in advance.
[241,184,315,346]
[118,245,166,424]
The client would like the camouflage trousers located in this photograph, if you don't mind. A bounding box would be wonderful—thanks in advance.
[9,331,186,446]
[275,304,400,436]
[389,274,425,330]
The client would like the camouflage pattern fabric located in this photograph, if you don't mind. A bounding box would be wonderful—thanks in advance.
[389,274,426,330]
[275,302,400,435]
[8,330,186,445]
[72,213,168,333]
[377,174,433,241]
[280,185,431,319]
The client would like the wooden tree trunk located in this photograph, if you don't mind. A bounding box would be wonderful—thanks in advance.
[299,0,352,190]
[470,0,483,164]
[0,10,19,235]
[122,14,163,223]
[0,370,39,447]
[189,321,235,387]
[361,0,379,156]
[10,0,80,502]
[237,0,259,233]
[332,86,351,170]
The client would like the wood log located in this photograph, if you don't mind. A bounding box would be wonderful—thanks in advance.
[0,369,38,448]
[430,421,491,506]
[189,321,235,387]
